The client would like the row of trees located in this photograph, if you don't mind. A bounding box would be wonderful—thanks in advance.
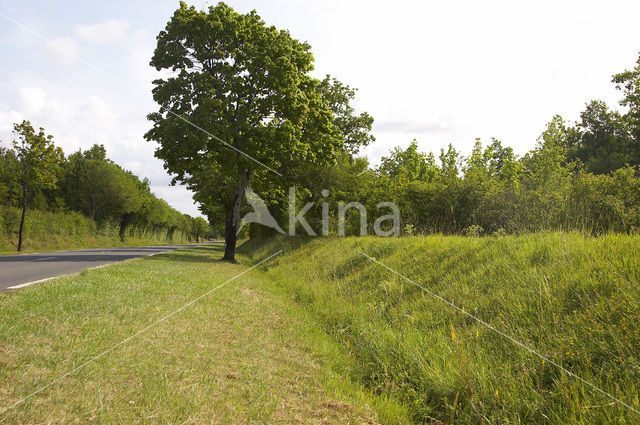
[356,53,640,235]
[291,49,640,235]
[0,122,212,250]
[146,3,640,261]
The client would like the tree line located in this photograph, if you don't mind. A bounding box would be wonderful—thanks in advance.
[3,3,636,255]
[0,122,212,251]
[313,53,640,237]
[146,3,640,261]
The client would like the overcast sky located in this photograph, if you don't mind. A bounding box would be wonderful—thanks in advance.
[1,0,639,217]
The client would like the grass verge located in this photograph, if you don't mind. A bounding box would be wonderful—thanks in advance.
[0,244,409,424]
[0,206,196,254]
[242,233,640,424]
[3,233,639,424]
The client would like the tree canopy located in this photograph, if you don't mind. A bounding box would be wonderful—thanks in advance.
[11,121,63,250]
[0,125,211,250]
[146,2,373,260]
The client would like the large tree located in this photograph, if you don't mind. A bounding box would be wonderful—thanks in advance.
[11,121,63,251]
[146,2,359,261]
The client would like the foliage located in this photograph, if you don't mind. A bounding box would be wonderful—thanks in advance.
[11,121,64,250]
[145,2,373,260]
[11,121,63,195]
[0,124,211,250]
[379,140,439,182]
[279,49,640,238]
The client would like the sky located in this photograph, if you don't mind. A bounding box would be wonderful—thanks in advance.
[0,0,639,217]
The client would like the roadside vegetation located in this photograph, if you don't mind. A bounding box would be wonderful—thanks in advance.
[0,244,408,424]
[144,3,640,260]
[1,235,638,424]
[0,207,200,254]
[244,234,640,424]
[0,141,214,252]
[2,2,640,423]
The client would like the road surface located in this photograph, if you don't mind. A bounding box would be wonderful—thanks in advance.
[0,243,217,292]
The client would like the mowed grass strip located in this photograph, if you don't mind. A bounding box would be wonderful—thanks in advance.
[0,244,403,424]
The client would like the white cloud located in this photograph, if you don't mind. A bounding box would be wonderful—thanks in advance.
[73,19,131,44]
[16,86,46,115]
[0,109,23,143]
[374,120,451,134]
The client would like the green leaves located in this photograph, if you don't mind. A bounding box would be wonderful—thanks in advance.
[145,2,373,256]
[379,140,439,183]
[12,120,63,193]
[147,1,326,180]
[612,52,640,117]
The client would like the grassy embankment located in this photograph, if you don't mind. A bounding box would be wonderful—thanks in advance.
[244,233,640,424]
[1,234,639,424]
[0,207,193,254]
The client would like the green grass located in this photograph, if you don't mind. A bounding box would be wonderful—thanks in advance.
[0,235,194,255]
[2,234,639,424]
[242,233,640,424]
[0,244,408,424]
[0,206,195,254]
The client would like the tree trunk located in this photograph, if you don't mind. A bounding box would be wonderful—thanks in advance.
[17,187,27,252]
[119,213,133,242]
[222,169,250,262]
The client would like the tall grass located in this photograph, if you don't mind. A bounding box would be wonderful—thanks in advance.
[242,233,640,424]
[0,206,186,253]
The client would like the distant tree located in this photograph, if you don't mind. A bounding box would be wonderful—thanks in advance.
[0,147,20,206]
[11,121,63,251]
[146,2,351,261]
[82,144,108,161]
[62,150,115,221]
[192,217,210,243]
[379,140,439,182]
[539,115,579,156]
[439,143,460,180]
[62,146,144,232]
[464,138,487,181]
[522,116,577,189]
[483,138,520,185]
[576,101,633,174]
[612,52,640,165]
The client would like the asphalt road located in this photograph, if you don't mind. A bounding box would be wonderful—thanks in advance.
[0,243,217,292]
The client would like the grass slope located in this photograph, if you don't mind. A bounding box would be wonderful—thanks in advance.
[243,233,640,424]
[0,206,193,254]
[0,236,192,255]
[0,244,406,424]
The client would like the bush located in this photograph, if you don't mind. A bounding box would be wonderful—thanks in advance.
[463,224,483,237]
